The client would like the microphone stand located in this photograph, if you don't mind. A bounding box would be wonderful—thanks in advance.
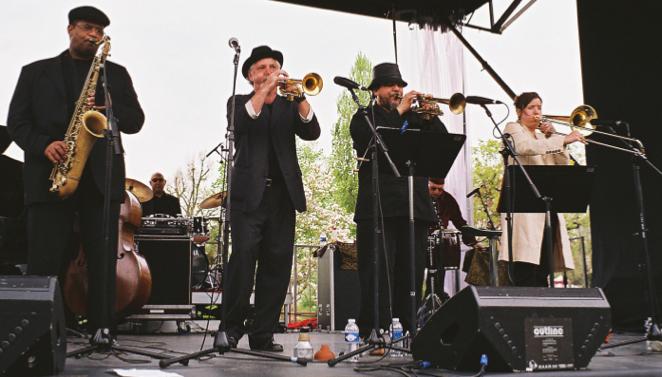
[473,188,496,231]
[328,88,402,367]
[159,45,306,369]
[487,104,556,287]
[67,64,172,361]
[598,136,662,349]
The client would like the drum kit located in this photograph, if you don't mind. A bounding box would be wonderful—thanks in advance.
[417,226,462,327]
[124,178,227,290]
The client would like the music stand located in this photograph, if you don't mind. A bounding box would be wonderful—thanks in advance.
[497,165,594,285]
[376,127,466,337]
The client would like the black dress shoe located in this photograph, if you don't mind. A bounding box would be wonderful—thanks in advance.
[250,340,284,353]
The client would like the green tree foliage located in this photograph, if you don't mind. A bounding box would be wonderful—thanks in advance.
[328,53,373,218]
[471,139,503,230]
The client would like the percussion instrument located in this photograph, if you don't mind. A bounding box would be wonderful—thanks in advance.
[125,178,153,203]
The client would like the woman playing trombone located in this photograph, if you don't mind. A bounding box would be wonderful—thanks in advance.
[498,92,585,287]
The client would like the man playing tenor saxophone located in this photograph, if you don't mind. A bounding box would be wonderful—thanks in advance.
[7,5,144,345]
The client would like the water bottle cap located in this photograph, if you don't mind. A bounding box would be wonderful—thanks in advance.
[298,333,310,341]
[348,319,355,324]
[392,318,399,322]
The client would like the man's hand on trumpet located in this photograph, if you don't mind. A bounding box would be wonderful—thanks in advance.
[396,90,420,115]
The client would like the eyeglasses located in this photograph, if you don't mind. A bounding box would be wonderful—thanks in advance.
[76,22,105,36]
[151,178,164,183]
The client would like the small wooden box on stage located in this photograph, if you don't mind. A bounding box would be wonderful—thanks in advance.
[126,234,194,320]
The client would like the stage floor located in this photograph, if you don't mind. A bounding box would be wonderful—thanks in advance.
[50,322,662,377]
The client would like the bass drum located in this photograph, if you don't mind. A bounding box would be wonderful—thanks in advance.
[191,245,209,288]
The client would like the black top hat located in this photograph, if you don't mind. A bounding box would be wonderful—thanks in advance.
[367,62,408,91]
[241,45,284,79]
[68,6,110,27]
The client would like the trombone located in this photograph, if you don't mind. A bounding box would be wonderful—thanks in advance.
[278,72,323,101]
[538,105,644,155]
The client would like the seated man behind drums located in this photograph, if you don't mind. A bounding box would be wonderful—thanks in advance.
[142,172,181,217]
[427,177,476,298]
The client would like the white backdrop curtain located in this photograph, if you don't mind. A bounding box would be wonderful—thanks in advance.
[400,26,472,294]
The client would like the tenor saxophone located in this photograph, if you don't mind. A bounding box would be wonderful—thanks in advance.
[49,36,111,199]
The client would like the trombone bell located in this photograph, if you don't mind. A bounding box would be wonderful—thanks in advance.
[541,104,598,137]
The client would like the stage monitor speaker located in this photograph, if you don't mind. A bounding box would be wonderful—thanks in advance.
[136,236,191,306]
[412,286,611,372]
[0,275,66,376]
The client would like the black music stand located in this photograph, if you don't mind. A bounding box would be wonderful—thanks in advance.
[497,165,594,285]
[376,127,466,337]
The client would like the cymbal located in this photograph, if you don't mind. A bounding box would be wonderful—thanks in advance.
[199,191,227,209]
[125,178,153,203]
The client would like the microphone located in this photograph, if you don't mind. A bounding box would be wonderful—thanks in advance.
[228,37,240,52]
[465,95,503,105]
[333,76,366,91]
[466,186,482,198]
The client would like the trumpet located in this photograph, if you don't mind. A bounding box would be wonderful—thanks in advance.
[537,105,644,154]
[278,72,323,101]
[395,92,466,119]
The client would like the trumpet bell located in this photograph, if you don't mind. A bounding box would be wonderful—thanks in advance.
[448,93,466,115]
[279,72,323,101]
[411,92,466,120]
[301,73,323,96]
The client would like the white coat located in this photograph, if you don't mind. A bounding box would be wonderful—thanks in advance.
[498,121,575,271]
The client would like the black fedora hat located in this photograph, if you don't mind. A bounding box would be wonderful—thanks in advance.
[241,45,284,79]
[68,6,110,27]
[367,62,408,90]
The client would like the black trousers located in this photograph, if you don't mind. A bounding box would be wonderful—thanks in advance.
[224,181,295,346]
[26,174,120,332]
[356,218,428,336]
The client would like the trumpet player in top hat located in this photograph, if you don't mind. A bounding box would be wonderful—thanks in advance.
[216,45,321,352]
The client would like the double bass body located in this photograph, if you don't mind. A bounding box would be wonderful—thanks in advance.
[63,190,152,316]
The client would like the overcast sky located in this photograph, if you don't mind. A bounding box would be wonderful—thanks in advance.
[1,0,582,185]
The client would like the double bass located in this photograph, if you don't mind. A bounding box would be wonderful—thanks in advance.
[64,189,152,315]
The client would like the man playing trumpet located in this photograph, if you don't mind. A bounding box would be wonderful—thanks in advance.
[350,62,447,337]
[217,45,320,352]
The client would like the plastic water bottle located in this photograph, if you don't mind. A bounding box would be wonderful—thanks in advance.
[344,318,360,362]
[390,318,404,358]
[293,332,314,360]
[319,232,327,247]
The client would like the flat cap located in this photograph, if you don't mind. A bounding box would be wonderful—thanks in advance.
[68,6,110,27]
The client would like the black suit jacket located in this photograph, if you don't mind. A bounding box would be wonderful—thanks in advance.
[350,104,447,222]
[7,51,144,204]
[142,193,181,217]
[228,94,320,212]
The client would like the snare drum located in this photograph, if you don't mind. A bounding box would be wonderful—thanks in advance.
[439,229,461,270]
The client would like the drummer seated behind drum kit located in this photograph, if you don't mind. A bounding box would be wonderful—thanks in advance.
[125,178,220,291]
